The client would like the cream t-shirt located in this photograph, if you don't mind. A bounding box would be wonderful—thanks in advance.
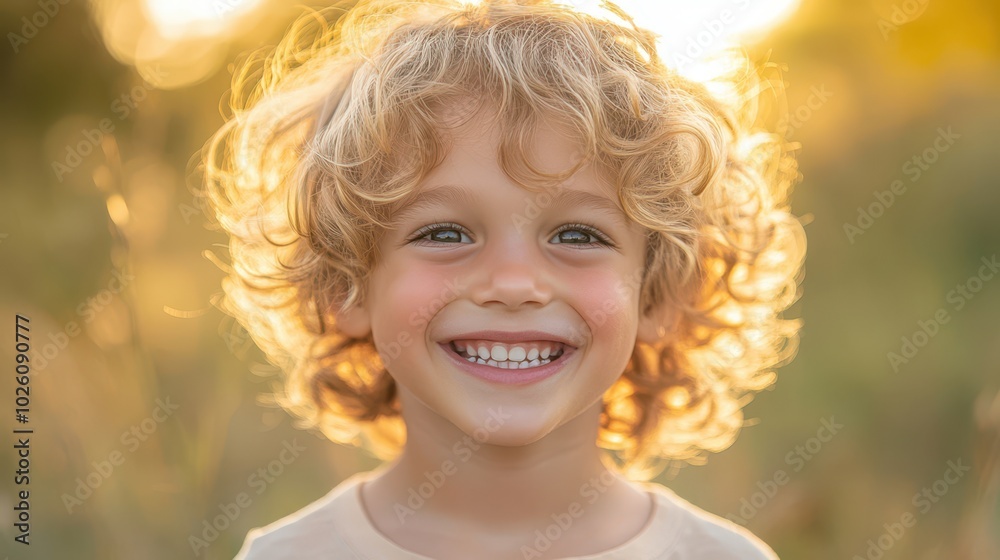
[234,470,778,559]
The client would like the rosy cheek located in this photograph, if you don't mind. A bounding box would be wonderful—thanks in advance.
[377,260,456,332]
[562,267,636,346]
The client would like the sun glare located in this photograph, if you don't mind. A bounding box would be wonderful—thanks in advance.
[442,0,785,82]
[569,0,800,78]
[457,0,801,81]
[94,0,800,91]
[142,0,264,39]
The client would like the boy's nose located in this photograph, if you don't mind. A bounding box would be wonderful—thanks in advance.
[468,239,554,309]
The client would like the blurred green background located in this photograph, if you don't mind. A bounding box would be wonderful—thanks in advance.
[1,0,998,558]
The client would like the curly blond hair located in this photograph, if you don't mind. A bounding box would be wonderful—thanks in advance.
[202,0,805,481]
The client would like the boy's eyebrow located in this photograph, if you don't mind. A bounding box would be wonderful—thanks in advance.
[391,184,629,228]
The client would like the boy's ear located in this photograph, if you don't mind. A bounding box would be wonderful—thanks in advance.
[636,302,680,346]
[335,300,372,339]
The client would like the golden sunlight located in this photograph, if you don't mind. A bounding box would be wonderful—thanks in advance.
[90,0,269,88]
[464,0,801,79]
[142,0,264,39]
[574,0,801,78]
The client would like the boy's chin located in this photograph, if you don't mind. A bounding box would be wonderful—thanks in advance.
[447,406,568,448]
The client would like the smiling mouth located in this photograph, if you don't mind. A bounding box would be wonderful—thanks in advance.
[446,340,567,370]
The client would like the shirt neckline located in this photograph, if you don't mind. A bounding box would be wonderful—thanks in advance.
[334,470,680,559]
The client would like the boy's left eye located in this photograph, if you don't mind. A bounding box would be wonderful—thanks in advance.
[406,222,615,248]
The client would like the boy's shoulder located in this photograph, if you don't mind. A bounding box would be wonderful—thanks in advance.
[641,481,779,560]
[232,472,368,560]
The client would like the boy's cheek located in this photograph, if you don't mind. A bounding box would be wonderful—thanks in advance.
[568,270,641,350]
[374,261,639,344]
[375,265,457,329]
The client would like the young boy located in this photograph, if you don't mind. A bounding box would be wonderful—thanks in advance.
[204,1,804,558]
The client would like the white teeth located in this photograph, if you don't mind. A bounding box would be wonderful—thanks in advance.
[472,357,551,369]
[488,359,552,369]
[451,340,565,371]
[463,343,561,360]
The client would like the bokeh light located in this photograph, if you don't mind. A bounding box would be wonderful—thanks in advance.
[89,0,270,88]
[142,0,265,39]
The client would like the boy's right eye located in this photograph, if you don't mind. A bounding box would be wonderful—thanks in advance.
[407,222,473,245]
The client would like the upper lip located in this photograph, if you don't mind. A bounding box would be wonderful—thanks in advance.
[443,330,577,348]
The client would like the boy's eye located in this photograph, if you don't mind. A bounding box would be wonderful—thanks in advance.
[404,222,472,245]
[406,222,615,248]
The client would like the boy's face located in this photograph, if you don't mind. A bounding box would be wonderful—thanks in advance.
[337,105,666,446]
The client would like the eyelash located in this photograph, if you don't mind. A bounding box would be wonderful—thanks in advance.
[406,221,616,248]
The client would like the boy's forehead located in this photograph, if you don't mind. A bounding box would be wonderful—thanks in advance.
[434,100,590,176]
[391,105,626,226]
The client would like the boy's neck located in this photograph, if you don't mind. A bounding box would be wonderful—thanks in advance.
[358,388,652,555]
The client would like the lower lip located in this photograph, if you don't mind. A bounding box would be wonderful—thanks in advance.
[438,343,574,386]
